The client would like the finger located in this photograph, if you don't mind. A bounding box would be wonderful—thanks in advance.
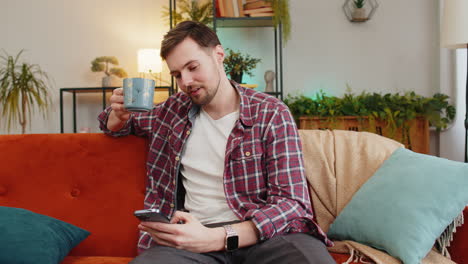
[151,230,183,247]
[111,103,127,112]
[141,222,176,234]
[150,233,178,248]
[110,95,124,104]
[171,211,195,224]
[113,87,124,95]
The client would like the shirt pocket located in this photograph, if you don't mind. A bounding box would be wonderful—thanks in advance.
[228,143,266,197]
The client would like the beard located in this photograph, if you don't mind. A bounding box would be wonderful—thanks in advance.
[188,72,221,106]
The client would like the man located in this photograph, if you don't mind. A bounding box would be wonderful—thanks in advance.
[98,21,334,264]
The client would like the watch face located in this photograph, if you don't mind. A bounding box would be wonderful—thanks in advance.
[226,235,239,251]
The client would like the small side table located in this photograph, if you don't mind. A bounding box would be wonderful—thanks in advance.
[60,86,171,133]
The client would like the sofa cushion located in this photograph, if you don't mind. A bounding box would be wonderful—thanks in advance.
[0,206,90,264]
[328,148,468,264]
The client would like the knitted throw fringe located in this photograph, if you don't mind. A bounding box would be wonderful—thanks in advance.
[436,211,465,258]
[343,248,375,264]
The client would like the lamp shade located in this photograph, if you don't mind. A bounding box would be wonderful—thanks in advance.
[138,49,162,73]
[441,0,468,49]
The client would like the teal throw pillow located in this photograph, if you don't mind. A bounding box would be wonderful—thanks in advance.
[0,206,90,264]
[327,148,468,264]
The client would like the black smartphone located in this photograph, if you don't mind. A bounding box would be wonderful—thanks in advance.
[134,209,170,223]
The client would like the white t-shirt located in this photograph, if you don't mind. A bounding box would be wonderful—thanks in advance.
[180,109,240,224]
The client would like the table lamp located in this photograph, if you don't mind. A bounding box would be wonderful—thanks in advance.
[441,0,468,163]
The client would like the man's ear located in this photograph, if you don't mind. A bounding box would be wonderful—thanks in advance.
[213,45,225,64]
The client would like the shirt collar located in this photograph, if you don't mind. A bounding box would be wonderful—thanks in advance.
[185,80,254,127]
[231,81,254,127]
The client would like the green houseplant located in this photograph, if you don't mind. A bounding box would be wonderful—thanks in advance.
[162,0,213,26]
[0,50,53,134]
[91,56,128,87]
[266,0,291,43]
[352,0,366,20]
[223,48,261,84]
[284,90,456,152]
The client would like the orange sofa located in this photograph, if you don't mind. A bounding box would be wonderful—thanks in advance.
[0,133,466,264]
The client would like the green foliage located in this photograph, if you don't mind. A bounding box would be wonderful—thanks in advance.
[266,0,291,43]
[0,50,53,133]
[284,90,456,132]
[162,0,213,26]
[354,0,365,8]
[90,56,127,78]
[223,48,261,78]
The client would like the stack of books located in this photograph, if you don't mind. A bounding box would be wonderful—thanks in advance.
[216,0,274,18]
[216,0,245,17]
[243,0,273,17]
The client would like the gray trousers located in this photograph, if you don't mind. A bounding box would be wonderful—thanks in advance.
[130,233,335,264]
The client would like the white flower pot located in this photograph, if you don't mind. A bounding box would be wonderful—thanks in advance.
[102,75,122,87]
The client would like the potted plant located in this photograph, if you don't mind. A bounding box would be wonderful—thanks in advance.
[91,56,128,87]
[223,48,261,84]
[284,90,456,153]
[161,0,213,26]
[352,0,367,21]
[0,50,53,134]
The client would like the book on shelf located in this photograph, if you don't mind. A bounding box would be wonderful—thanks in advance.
[237,0,245,17]
[224,0,235,17]
[243,6,273,15]
[232,0,239,17]
[244,0,272,10]
[216,0,226,17]
[248,12,273,17]
[218,0,246,17]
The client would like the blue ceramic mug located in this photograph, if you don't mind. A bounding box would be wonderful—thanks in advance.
[123,78,155,112]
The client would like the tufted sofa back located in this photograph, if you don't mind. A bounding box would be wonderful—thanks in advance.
[0,133,147,257]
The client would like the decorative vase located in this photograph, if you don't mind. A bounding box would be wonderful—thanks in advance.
[264,70,275,93]
[230,72,243,84]
[102,75,122,87]
[352,7,367,20]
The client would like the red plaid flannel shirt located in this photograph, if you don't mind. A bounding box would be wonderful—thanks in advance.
[98,83,332,252]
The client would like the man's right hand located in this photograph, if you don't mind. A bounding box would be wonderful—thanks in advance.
[107,88,131,131]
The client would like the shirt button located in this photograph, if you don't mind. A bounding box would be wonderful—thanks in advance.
[170,203,175,208]
[186,130,191,135]
[245,151,251,156]
[172,180,176,185]
[175,156,180,161]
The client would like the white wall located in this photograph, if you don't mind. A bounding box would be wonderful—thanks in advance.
[2,0,464,161]
[284,0,440,98]
[439,49,466,162]
[0,0,167,134]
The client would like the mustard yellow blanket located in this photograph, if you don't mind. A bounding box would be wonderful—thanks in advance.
[299,129,455,264]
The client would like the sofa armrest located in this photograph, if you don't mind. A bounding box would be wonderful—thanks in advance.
[448,206,468,263]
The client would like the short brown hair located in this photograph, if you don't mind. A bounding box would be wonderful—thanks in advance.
[160,21,221,60]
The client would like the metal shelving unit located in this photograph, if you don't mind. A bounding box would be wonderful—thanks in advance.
[59,86,171,133]
[167,0,284,100]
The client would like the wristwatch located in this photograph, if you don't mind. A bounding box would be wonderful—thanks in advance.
[223,225,239,251]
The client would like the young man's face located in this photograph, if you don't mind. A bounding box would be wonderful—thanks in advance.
[166,37,224,106]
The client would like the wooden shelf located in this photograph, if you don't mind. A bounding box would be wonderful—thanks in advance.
[215,17,274,28]
[61,87,171,93]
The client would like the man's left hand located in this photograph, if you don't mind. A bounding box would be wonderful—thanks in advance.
[139,211,225,253]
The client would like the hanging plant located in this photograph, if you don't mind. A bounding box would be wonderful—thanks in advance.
[266,0,291,43]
